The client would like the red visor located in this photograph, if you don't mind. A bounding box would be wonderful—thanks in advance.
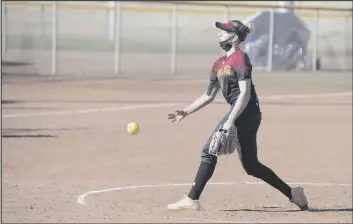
[216,20,250,41]
[215,21,237,31]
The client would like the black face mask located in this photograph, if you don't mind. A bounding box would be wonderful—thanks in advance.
[219,40,232,52]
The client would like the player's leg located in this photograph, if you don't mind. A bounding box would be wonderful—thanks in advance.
[236,113,308,210]
[186,141,218,201]
[188,111,236,202]
[167,113,229,211]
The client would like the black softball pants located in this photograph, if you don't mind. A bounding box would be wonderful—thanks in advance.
[188,110,292,200]
[201,110,262,166]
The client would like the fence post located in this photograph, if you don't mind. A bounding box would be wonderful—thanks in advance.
[51,1,57,75]
[266,8,275,72]
[114,1,121,74]
[2,1,7,56]
[109,1,115,41]
[41,5,46,41]
[225,6,230,20]
[312,9,319,71]
[344,15,349,71]
[221,6,230,56]
[171,4,178,75]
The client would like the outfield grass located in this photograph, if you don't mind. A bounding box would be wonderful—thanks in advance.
[6,34,221,53]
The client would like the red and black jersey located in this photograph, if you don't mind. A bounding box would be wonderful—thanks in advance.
[208,48,261,116]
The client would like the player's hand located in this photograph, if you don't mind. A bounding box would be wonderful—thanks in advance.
[222,120,234,132]
[168,110,187,125]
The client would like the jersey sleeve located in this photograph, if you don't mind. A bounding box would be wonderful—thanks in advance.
[206,63,218,96]
[235,53,252,81]
[209,69,217,82]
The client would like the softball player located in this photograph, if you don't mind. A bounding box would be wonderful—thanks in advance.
[167,20,308,211]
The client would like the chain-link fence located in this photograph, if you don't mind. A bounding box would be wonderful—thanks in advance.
[2,1,352,77]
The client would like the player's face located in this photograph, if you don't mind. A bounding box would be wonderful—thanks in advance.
[219,30,234,42]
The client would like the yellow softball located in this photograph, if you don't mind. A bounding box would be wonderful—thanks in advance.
[127,122,139,135]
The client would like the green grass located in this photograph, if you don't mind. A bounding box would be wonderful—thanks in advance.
[6,34,221,53]
[5,34,351,88]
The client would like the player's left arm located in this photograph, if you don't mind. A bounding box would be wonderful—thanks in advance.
[226,56,252,124]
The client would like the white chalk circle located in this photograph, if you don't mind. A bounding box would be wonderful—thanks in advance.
[76,181,352,205]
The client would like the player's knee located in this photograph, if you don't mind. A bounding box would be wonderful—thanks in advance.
[201,155,217,165]
[243,160,262,177]
[201,144,218,165]
[201,152,217,165]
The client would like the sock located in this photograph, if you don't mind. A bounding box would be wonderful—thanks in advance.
[188,162,216,200]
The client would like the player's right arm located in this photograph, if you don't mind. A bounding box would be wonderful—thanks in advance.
[182,70,220,116]
[168,67,220,125]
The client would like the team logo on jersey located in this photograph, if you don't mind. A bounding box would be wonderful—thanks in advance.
[217,65,232,78]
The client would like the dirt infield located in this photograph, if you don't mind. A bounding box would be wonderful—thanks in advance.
[2,73,352,223]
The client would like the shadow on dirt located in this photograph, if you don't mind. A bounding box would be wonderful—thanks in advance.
[2,100,22,104]
[2,61,30,66]
[2,106,62,111]
[2,127,90,139]
[221,206,353,213]
[2,128,88,133]
[2,134,58,138]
